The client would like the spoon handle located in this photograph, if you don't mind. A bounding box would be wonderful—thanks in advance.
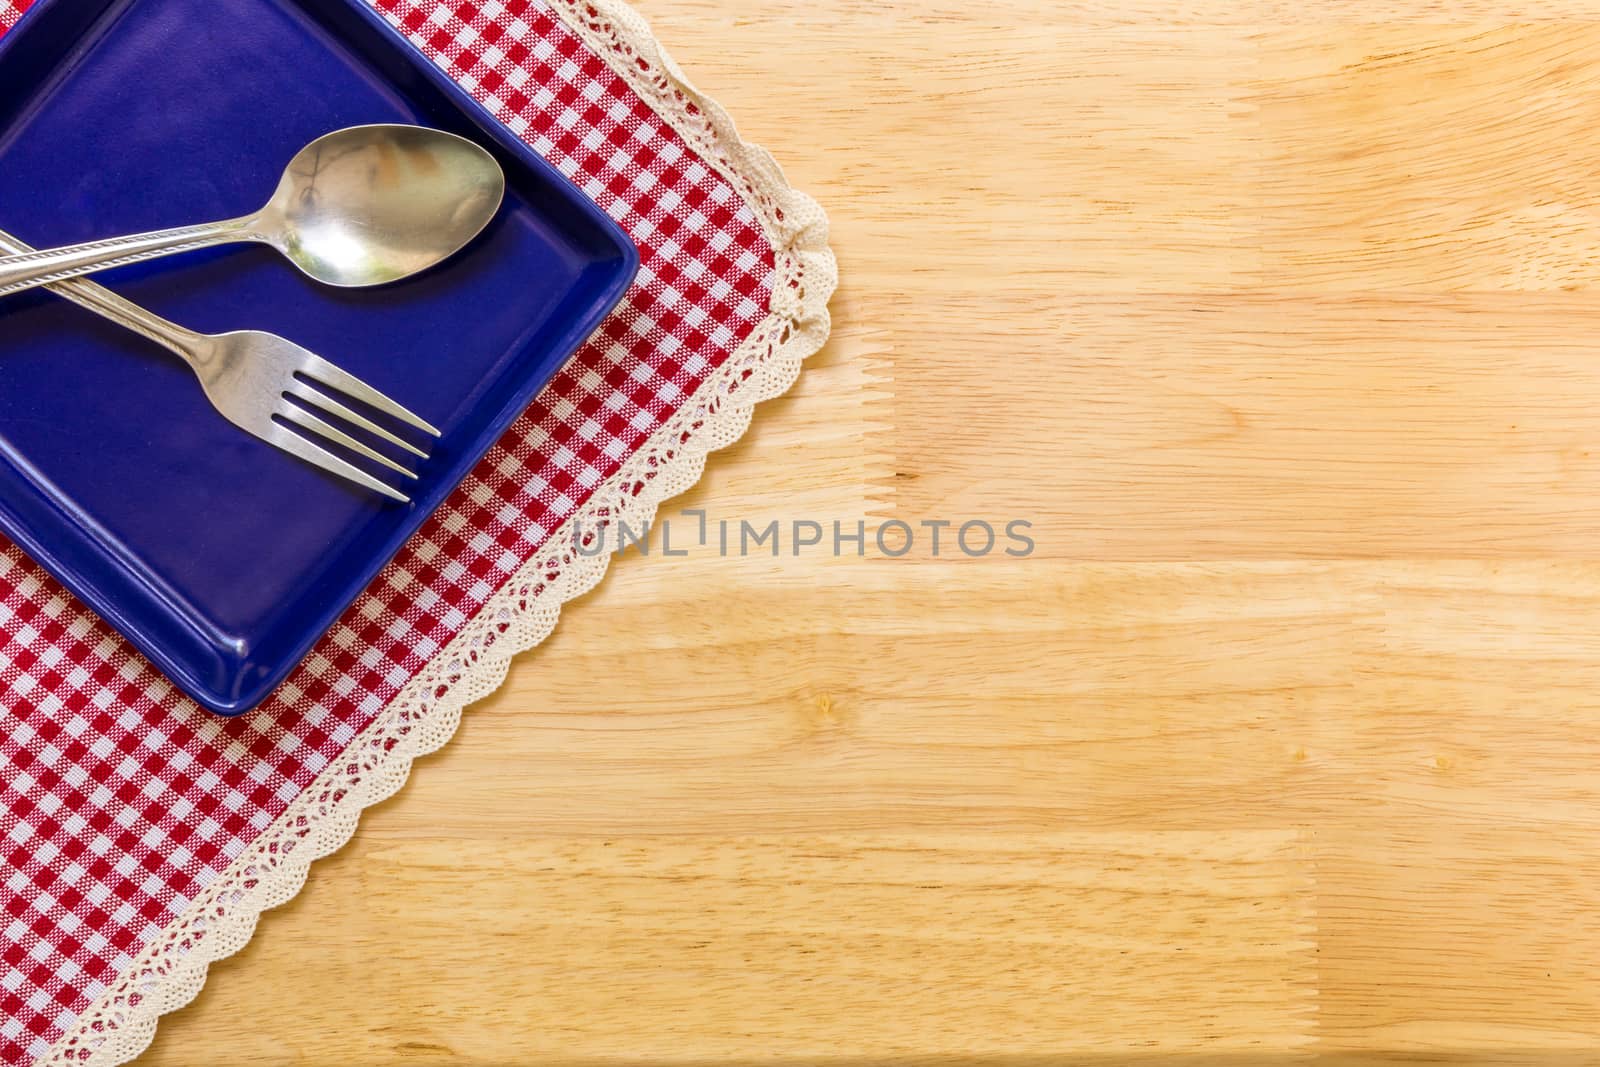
[0,226,207,359]
[0,217,257,299]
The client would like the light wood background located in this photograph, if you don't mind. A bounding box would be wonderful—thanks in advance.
[144,2,1600,1064]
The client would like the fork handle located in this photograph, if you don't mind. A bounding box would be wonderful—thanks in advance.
[0,217,257,299]
[0,227,204,357]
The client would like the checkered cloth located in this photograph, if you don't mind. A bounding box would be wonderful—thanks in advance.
[0,1,776,1063]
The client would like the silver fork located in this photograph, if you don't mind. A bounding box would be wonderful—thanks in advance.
[0,227,439,502]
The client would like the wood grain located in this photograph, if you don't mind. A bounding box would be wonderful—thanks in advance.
[140,3,1600,1064]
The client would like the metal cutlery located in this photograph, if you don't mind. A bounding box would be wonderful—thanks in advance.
[0,124,505,299]
[0,226,439,501]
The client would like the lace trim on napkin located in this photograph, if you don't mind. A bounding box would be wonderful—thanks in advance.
[40,2,836,1063]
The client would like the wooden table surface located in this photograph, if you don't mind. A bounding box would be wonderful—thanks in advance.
[146,3,1600,1064]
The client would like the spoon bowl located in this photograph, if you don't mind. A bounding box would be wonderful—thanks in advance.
[257,124,507,287]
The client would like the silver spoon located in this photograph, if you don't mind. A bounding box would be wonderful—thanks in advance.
[0,124,506,298]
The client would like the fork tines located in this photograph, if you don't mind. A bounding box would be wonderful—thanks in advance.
[272,361,441,503]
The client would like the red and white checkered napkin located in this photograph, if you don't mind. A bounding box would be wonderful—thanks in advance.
[0,1,791,1063]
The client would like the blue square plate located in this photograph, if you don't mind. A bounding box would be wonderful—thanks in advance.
[0,0,640,714]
